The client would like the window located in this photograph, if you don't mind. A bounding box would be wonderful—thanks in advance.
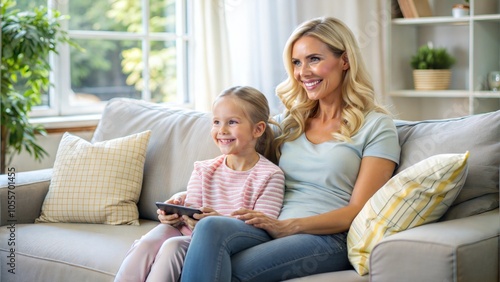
[30,0,192,117]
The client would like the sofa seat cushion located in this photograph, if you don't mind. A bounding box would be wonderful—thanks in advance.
[369,209,499,282]
[0,220,158,282]
[395,110,500,220]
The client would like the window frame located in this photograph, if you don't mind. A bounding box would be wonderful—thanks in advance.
[31,0,193,118]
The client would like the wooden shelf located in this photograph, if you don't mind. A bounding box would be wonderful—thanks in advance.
[473,14,500,21]
[473,91,500,98]
[392,16,470,25]
[392,14,500,25]
[389,90,500,98]
[389,90,470,98]
[387,0,500,120]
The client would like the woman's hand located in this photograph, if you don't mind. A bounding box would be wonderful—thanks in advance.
[232,208,295,239]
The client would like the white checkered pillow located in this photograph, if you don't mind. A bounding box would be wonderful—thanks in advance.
[36,130,151,225]
[347,152,469,275]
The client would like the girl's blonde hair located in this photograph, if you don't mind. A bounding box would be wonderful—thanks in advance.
[216,86,279,163]
[275,17,388,158]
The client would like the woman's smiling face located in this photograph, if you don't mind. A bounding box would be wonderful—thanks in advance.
[291,35,349,102]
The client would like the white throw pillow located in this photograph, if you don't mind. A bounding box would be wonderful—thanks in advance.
[36,130,151,225]
[347,152,469,275]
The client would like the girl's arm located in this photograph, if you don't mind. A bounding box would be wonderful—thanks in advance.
[252,170,285,219]
[237,156,396,238]
[184,165,203,208]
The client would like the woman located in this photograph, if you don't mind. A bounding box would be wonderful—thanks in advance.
[179,17,400,281]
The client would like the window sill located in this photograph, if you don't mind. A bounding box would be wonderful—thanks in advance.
[30,114,101,134]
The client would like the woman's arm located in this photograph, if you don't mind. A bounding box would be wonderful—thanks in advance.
[237,156,396,238]
[291,156,395,234]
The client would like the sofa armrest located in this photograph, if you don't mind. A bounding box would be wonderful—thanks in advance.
[0,169,52,226]
[369,209,499,282]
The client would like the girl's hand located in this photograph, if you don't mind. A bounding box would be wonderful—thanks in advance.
[182,207,220,230]
[231,208,294,239]
[157,208,182,226]
[195,206,221,218]
[166,191,187,205]
[157,194,186,226]
[182,215,197,230]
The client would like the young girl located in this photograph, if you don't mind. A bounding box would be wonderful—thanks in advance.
[114,86,285,282]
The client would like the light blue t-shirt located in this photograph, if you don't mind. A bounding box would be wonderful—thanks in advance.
[275,111,400,220]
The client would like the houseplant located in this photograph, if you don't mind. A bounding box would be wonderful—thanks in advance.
[410,43,456,90]
[0,0,78,173]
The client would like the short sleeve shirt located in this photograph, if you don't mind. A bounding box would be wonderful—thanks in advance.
[276,111,400,220]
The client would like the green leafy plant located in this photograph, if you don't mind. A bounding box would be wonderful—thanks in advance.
[410,43,456,70]
[0,0,79,173]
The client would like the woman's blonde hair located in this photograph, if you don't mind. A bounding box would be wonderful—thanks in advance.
[274,17,388,158]
[215,86,279,163]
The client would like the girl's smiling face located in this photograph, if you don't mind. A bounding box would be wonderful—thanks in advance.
[211,96,261,157]
[291,35,349,102]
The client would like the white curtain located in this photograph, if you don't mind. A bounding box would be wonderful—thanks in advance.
[192,0,233,112]
[193,0,389,113]
[223,0,299,114]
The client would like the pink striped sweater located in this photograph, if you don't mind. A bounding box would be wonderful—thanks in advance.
[184,154,285,219]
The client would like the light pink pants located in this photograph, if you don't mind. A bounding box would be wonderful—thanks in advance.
[114,224,191,282]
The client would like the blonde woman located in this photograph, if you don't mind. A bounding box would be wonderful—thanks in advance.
[180,17,400,281]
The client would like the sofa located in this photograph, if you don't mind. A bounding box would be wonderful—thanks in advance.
[0,97,498,282]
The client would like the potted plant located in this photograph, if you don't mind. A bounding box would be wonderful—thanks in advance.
[410,42,456,90]
[0,0,79,173]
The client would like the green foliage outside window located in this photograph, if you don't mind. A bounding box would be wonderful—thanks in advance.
[69,0,179,103]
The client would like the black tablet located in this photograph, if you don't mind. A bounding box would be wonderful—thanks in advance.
[155,202,202,218]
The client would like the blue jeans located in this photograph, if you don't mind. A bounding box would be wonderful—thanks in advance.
[180,216,351,282]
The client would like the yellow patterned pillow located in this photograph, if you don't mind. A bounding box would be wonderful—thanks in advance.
[347,152,469,275]
[36,131,151,225]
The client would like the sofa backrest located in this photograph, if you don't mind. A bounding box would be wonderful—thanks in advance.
[93,98,499,222]
[92,98,220,221]
[395,110,500,220]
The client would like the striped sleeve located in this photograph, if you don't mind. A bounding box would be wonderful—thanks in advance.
[184,167,203,208]
[251,158,285,219]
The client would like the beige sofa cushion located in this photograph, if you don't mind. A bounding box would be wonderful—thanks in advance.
[347,152,469,275]
[36,131,151,225]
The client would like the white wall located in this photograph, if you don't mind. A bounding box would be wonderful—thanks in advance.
[7,131,94,173]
